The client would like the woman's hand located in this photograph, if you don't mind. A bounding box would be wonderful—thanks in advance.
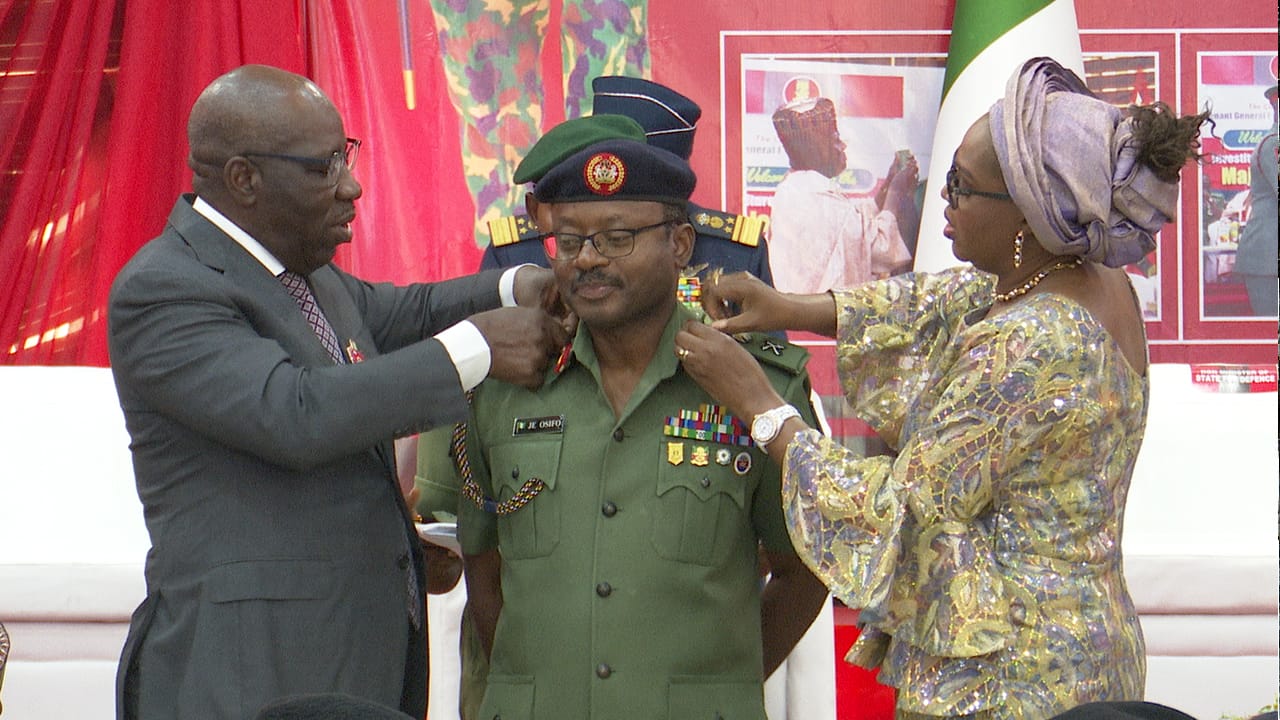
[700,270,788,335]
[674,320,786,422]
[702,270,839,338]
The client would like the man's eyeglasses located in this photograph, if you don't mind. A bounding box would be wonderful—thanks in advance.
[540,220,673,261]
[242,138,361,185]
[946,162,1012,210]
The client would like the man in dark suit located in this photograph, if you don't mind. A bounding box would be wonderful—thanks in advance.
[107,64,569,720]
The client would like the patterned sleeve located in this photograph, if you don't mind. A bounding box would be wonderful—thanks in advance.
[784,278,1090,660]
[832,267,992,448]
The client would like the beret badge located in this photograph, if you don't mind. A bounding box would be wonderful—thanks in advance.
[584,152,626,195]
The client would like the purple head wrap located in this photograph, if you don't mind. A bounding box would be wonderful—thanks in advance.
[989,57,1180,267]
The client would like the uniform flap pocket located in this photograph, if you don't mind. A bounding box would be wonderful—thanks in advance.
[481,673,535,718]
[657,461,748,508]
[668,675,765,717]
[489,441,562,494]
[206,559,332,603]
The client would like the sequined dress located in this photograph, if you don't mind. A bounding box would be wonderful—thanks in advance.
[783,267,1147,718]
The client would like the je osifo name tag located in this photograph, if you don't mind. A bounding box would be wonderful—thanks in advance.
[512,415,565,436]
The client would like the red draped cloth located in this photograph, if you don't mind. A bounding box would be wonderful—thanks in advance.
[0,0,476,366]
[1,0,305,365]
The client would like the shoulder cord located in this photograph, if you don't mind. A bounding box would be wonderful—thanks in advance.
[454,391,546,516]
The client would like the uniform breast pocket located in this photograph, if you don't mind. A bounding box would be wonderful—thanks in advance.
[488,441,562,559]
[651,442,751,566]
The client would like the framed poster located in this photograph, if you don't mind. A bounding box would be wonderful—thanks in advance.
[1180,32,1277,356]
[722,33,949,451]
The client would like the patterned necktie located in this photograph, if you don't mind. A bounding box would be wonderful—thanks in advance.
[279,270,422,629]
[278,271,345,364]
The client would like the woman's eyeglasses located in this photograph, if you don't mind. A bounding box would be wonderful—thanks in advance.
[946,162,1012,210]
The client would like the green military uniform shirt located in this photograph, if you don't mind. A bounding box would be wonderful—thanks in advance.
[457,304,816,719]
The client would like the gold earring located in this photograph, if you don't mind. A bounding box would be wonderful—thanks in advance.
[1013,232,1024,269]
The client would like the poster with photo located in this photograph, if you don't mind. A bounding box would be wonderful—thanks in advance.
[739,57,944,293]
[734,55,945,452]
[1197,52,1278,320]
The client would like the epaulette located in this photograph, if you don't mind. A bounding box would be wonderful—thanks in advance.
[487,214,541,248]
[739,332,807,375]
[689,205,769,248]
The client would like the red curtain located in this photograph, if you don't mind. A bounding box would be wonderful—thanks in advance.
[0,0,482,366]
[305,0,478,285]
[1,0,119,365]
[1,0,306,366]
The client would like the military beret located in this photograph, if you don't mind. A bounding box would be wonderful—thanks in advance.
[592,76,701,160]
[532,138,696,204]
[513,114,645,184]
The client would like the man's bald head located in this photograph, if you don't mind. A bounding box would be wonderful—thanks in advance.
[187,65,337,179]
[182,65,360,274]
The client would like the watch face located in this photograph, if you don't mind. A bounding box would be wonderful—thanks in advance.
[752,414,778,444]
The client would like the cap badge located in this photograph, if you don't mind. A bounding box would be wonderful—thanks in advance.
[584,152,626,195]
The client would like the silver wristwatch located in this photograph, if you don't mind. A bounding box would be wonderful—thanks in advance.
[749,404,801,447]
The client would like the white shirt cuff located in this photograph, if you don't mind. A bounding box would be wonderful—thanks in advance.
[436,321,490,392]
[499,264,537,307]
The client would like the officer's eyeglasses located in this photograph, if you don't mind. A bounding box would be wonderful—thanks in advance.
[540,220,674,261]
[243,137,361,186]
[945,161,1012,210]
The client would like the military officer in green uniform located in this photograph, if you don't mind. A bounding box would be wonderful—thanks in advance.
[456,117,828,719]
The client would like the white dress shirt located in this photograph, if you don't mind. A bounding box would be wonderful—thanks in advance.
[193,196,522,390]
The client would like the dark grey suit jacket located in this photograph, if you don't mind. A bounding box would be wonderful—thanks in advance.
[109,195,504,719]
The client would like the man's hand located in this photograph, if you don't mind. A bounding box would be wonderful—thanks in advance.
[510,266,557,310]
[470,306,571,390]
[422,543,464,594]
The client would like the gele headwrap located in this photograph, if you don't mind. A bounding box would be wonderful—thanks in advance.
[989,57,1181,267]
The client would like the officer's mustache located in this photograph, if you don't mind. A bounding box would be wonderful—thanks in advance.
[571,270,622,291]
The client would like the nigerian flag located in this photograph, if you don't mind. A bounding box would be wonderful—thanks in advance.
[913,0,1085,272]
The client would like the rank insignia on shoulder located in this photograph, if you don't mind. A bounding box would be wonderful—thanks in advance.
[739,333,809,375]
[689,205,769,248]
[487,214,542,248]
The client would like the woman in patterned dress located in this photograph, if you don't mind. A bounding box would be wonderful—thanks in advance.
[673,57,1208,720]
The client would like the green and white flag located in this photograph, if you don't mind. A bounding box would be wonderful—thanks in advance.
[914,0,1085,272]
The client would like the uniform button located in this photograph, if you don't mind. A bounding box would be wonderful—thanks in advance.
[601,501,617,517]
[595,582,612,597]
[612,428,624,442]
[700,476,711,488]
[511,466,519,479]
[596,663,612,679]
[397,554,410,569]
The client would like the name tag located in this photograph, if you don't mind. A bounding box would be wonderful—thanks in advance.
[512,415,565,436]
